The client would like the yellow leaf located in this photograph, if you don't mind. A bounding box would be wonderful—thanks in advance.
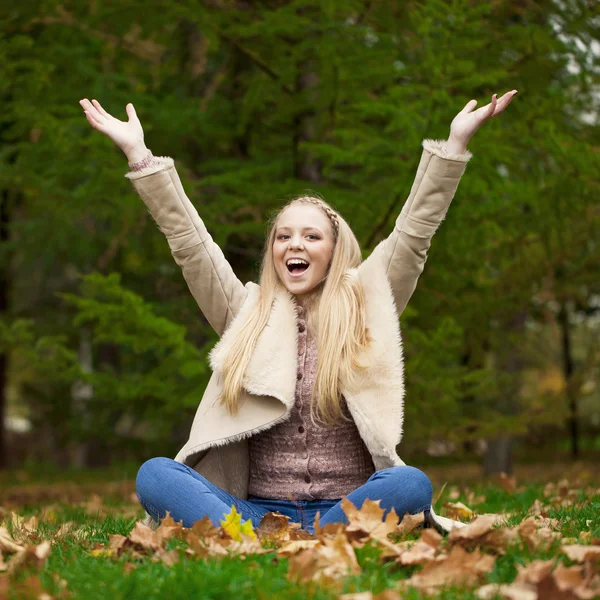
[220,505,256,542]
[89,548,115,558]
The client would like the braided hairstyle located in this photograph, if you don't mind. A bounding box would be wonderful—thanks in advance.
[291,195,340,242]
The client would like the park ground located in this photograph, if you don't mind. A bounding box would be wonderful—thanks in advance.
[0,460,599,599]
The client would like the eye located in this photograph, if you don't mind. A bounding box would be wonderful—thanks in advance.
[277,234,320,240]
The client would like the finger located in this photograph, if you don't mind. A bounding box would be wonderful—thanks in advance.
[487,93,497,116]
[126,103,138,121]
[82,99,104,123]
[84,110,106,133]
[92,99,111,119]
[493,90,518,115]
[461,99,478,114]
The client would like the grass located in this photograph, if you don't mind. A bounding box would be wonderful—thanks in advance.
[2,467,600,599]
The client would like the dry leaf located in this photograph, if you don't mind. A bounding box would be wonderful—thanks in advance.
[394,511,424,536]
[561,545,600,563]
[398,540,437,565]
[519,517,561,552]
[0,527,23,554]
[287,528,360,587]
[399,545,495,593]
[448,514,515,553]
[277,539,320,557]
[497,472,517,494]
[476,582,537,600]
[341,498,399,545]
[443,501,473,520]
[129,521,162,552]
[7,541,51,576]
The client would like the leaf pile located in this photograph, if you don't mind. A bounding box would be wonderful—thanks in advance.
[0,476,599,599]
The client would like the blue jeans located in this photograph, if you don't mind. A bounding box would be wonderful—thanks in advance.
[136,457,433,535]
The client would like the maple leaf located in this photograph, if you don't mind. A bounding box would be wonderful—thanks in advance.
[220,505,257,542]
[399,545,496,593]
[341,498,399,545]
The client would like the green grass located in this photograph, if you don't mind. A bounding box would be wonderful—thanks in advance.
[3,478,600,599]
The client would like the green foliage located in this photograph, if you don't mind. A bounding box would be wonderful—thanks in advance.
[1,0,598,460]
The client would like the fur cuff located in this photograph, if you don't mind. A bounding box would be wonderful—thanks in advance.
[422,139,473,162]
[124,156,175,180]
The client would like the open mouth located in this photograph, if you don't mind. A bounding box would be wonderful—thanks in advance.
[286,262,310,277]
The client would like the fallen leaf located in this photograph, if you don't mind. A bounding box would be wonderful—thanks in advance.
[341,498,399,545]
[448,514,515,554]
[394,511,424,537]
[287,528,360,587]
[129,522,162,552]
[7,541,51,576]
[476,582,536,600]
[561,545,600,563]
[399,545,495,593]
[497,472,517,494]
[443,501,473,520]
[518,517,561,552]
[220,505,257,542]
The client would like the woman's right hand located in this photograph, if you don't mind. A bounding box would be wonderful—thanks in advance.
[79,98,148,162]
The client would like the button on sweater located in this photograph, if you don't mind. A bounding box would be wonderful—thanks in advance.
[247,305,376,501]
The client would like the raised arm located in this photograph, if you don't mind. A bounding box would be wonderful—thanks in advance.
[371,139,472,316]
[366,90,518,317]
[79,99,248,336]
[125,152,248,335]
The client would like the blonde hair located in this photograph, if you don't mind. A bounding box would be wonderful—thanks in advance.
[218,192,373,427]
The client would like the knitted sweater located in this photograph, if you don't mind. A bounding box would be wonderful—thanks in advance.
[129,152,376,501]
[247,304,375,501]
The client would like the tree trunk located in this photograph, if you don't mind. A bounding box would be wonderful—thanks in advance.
[483,309,528,476]
[293,63,322,183]
[557,301,577,458]
[69,326,94,468]
[0,187,9,468]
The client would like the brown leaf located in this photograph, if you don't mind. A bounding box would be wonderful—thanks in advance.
[518,517,561,552]
[152,547,180,566]
[421,528,443,551]
[476,582,537,600]
[256,511,298,543]
[515,559,555,585]
[129,522,162,552]
[497,472,517,494]
[155,512,184,543]
[341,498,399,545]
[287,528,360,587]
[400,545,495,593]
[277,539,320,557]
[561,545,600,563]
[0,527,23,554]
[395,511,424,537]
[398,540,437,565]
[448,514,515,554]
[7,541,51,576]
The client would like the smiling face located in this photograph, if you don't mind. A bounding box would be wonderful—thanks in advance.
[273,203,336,304]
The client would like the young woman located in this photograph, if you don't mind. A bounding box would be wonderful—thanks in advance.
[79,90,517,535]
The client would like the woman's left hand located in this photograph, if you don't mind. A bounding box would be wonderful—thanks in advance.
[449,90,518,148]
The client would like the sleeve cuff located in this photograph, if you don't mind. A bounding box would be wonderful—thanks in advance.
[124,155,175,180]
[422,138,473,163]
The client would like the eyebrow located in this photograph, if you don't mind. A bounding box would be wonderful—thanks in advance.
[276,226,323,233]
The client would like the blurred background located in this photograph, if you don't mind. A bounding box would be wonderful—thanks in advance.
[1,0,599,480]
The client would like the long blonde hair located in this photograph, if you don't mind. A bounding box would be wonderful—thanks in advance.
[218,193,373,427]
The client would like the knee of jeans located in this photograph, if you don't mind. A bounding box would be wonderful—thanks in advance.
[391,466,433,503]
[406,466,433,505]
[136,457,172,499]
